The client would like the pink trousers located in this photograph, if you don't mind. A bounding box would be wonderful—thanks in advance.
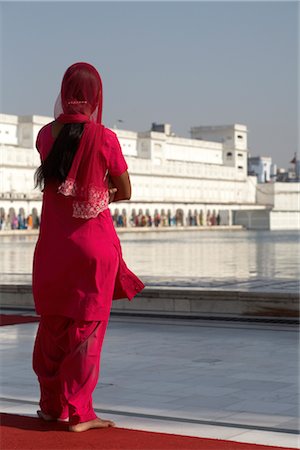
[32,315,109,425]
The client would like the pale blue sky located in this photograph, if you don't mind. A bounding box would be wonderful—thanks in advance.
[1,1,298,168]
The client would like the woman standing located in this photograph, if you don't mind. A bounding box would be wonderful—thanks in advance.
[32,62,145,432]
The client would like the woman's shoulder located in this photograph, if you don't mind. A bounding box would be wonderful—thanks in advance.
[36,121,54,143]
[38,121,54,136]
[103,126,118,141]
[36,121,55,157]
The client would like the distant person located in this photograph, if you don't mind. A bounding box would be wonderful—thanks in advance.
[188,210,193,226]
[154,209,160,227]
[117,213,123,227]
[121,209,127,227]
[113,208,119,227]
[206,210,211,226]
[161,209,167,227]
[32,62,145,432]
[167,209,172,226]
[134,213,139,226]
[12,216,18,230]
[145,210,152,227]
[27,214,33,229]
[211,210,217,226]
[199,210,204,226]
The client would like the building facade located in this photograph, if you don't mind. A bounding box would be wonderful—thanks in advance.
[248,156,276,183]
[233,182,300,230]
[1,113,298,230]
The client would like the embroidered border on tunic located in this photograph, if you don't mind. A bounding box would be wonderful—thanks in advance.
[58,178,109,219]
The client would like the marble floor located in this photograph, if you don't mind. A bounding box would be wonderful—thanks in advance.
[0,314,299,449]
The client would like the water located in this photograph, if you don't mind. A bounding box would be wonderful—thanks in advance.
[0,230,299,292]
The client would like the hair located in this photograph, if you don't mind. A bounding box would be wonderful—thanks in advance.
[35,62,102,190]
[34,123,84,190]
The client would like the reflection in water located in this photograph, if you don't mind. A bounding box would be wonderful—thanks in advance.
[0,231,299,288]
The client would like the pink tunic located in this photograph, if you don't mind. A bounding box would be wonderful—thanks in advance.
[32,123,145,321]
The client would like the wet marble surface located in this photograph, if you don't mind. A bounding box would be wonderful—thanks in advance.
[0,314,299,448]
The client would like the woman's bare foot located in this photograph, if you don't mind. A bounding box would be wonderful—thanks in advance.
[37,410,69,422]
[69,417,116,432]
[37,410,55,421]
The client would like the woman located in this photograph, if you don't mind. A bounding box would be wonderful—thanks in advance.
[32,62,145,432]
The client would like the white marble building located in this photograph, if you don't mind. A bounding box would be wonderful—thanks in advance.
[234,182,300,230]
[2,113,298,230]
[248,155,276,183]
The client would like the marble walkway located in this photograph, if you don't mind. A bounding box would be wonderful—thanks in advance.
[0,314,299,449]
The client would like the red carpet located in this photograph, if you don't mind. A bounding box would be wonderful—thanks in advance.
[0,413,295,450]
[0,314,40,326]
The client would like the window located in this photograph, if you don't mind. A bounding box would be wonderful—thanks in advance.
[238,153,243,157]
[237,135,243,139]
[238,166,243,170]
[227,152,232,158]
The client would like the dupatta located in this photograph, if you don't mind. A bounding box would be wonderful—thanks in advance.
[54,62,109,219]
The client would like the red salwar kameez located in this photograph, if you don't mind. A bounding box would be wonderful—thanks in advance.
[32,122,144,425]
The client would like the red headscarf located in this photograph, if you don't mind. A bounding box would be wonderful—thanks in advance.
[54,62,109,219]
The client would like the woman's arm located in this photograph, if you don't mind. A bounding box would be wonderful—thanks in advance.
[109,171,131,202]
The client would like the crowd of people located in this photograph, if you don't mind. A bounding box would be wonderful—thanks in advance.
[0,207,224,231]
[112,208,222,228]
[0,208,40,231]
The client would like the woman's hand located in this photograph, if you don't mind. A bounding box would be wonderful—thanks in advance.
[109,171,131,202]
[108,187,117,204]
[108,175,117,203]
